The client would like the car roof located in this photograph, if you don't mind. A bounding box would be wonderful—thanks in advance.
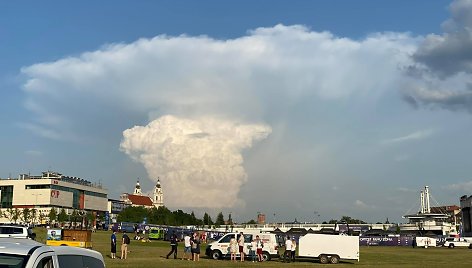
[0,238,49,256]
[0,238,103,262]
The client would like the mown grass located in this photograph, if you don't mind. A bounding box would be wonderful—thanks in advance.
[34,228,472,267]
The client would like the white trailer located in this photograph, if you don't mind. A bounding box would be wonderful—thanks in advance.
[415,237,437,248]
[298,234,359,264]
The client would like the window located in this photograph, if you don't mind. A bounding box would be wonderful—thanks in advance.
[0,254,26,268]
[0,227,24,235]
[57,255,104,268]
[83,256,105,268]
[219,234,234,243]
[36,256,53,268]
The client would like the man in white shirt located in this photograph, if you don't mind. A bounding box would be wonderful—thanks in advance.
[284,235,292,263]
[182,233,192,260]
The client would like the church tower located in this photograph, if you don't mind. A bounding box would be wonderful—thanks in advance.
[153,178,164,208]
[134,179,142,195]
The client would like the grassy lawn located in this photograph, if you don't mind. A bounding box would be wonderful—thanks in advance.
[34,228,472,267]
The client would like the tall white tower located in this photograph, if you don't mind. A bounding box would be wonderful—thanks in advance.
[134,179,142,195]
[153,178,164,208]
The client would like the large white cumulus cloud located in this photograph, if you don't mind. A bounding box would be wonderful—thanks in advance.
[120,115,271,208]
[20,24,417,141]
[19,24,424,210]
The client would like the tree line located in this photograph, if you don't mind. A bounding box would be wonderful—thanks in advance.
[2,207,97,228]
[117,206,235,227]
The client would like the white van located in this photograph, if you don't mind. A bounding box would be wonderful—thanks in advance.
[205,232,279,261]
[0,225,36,240]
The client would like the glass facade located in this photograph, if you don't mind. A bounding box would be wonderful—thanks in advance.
[0,186,13,208]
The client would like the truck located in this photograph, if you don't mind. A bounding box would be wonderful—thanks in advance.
[46,229,93,249]
[298,231,359,264]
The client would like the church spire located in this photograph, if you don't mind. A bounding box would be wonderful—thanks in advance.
[153,177,164,208]
[134,178,142,195]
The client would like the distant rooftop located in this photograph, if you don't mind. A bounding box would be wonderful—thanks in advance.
[2,171,104,189]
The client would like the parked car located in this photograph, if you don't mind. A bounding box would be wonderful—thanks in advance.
[443,237,471,248]
[205,232,279,261]
[0,238,105,268]
[0,225,36,240]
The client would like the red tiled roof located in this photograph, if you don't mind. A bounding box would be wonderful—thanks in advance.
[127,194,154,206]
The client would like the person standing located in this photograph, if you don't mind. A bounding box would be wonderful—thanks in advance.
[255,235,264,262]
[191,234,201,261]
[166,232,178,259]
[110,229,117,259]
[182,233,191,260]
[229,236,238,261]
[284,235,292,263]
[250,238,257,262]
[121,231,130,260]
[291,237,296,262]
[238,232,245,262]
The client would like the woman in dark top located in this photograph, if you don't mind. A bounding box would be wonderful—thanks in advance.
[191,233,201,261]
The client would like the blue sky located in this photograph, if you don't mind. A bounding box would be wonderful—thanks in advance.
[2,0,471,223]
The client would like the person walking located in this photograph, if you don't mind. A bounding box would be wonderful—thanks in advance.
[166,232,178,259]
[110,229,117,259]
[238,232,245,262]
[284,235,292,263]
[230,236,238,261]
[121,231,130,260]
[291,237,296,262]
[182,233,191,260]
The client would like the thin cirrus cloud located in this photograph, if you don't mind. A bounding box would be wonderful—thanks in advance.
[381,129,434,145]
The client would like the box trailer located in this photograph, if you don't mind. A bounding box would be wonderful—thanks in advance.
[298,233,359,264]
[46,229,93,249]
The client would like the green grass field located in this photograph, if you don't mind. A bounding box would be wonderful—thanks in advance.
[34,228,472,267]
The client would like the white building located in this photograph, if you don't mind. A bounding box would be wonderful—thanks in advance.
[119,179,164,209]
[0,171,108,224]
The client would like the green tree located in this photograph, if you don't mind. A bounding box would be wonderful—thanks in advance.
[57,208,68,226]
[20,208,30,224]
[215,212,225,227]
[203,212,213,227]
[48,208,57,226]
[3,208,18,223]
[246,219,256,224]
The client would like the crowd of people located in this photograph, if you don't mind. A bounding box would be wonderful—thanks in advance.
[110,229,298,263]
[166,231,202,261]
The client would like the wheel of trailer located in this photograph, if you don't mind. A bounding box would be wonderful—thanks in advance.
[448,244,455,249]
[319,255,329,264]
[211,250,222,260]
[261,251,271,262]
[330,255,340,264]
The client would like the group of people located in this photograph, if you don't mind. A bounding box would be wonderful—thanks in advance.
[283,235,297,262]
[110,229,131,260]
[230,232,265,262]
[167,231,202,261]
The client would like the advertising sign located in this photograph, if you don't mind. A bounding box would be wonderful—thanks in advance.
[47,229,62,241]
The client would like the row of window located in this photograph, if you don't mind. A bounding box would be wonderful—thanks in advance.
[24,184,107,198]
